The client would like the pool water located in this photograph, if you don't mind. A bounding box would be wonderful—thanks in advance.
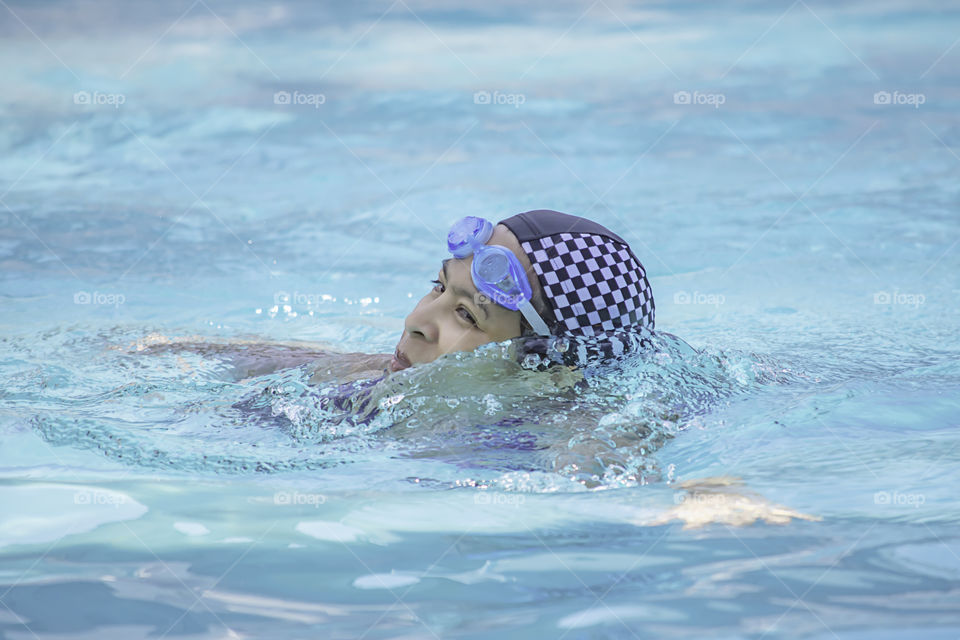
[2,0,960,637]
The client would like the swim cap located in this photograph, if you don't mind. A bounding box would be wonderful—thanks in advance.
[497,209,656,370]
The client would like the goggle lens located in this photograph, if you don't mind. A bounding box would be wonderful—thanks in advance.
[447,216,492,258]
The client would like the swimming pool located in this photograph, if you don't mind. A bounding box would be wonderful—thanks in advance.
[2,0,959,637]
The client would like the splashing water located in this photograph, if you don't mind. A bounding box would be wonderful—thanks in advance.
[17,326,805,490]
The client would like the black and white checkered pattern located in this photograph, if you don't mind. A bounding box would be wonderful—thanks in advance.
[522,232,655,336]
[516,325,656,373]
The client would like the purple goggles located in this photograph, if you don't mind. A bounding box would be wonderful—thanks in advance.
[446,216,551,337]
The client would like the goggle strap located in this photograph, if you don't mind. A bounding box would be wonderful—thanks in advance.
[518,299,551,337]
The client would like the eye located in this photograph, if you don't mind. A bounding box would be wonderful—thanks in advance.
[431,279,478,327]
[457,307,478,327]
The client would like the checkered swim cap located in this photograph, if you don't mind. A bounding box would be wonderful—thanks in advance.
[498,209,656,370]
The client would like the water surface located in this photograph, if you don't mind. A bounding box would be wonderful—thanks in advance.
[2,0,959,637]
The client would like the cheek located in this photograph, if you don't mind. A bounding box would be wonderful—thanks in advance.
[437,324,486,355]
[486,313,523,341]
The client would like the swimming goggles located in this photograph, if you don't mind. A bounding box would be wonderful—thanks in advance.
[446,216,552,337]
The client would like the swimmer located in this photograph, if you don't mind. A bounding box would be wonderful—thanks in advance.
[130,213,819,524]
[138,209,662,468]
[141,209,659,383]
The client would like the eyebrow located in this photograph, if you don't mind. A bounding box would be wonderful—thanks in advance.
[441,258,489,320]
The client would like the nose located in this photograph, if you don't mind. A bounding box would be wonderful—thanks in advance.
[404,297,440,344]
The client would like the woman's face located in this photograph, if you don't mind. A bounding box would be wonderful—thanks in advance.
[392,224,543,371]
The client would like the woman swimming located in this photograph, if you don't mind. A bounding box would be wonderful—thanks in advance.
[137,209,661,470]
[124,212,821,517]
[291,208,661,425]
[143,208,658,385]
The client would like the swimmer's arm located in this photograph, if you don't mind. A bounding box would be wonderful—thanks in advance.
[306,352,392,385]
[127,335,390,382]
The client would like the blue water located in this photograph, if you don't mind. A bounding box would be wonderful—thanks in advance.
[2,0,960,637]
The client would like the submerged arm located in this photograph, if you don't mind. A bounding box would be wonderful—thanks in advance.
[128,334,391,382]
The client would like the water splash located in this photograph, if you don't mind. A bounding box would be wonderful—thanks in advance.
[13,327,807,487]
